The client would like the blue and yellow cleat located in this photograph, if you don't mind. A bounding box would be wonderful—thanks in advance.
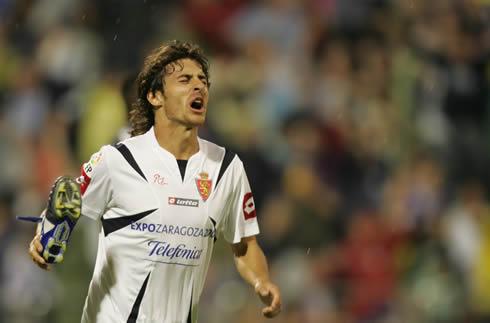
[39,175,82,264]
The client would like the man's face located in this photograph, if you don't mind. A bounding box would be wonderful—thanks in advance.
[153,58,209,128]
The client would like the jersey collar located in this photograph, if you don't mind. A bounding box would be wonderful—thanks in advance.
[145,126,204,162]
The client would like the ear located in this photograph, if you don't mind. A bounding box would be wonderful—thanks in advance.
[147,90,164,107]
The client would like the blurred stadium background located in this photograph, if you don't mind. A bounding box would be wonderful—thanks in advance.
[1,0,490,322]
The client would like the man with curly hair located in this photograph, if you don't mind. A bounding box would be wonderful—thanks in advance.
[28,40,282,323]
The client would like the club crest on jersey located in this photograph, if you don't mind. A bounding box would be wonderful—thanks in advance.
[196,172,212,202]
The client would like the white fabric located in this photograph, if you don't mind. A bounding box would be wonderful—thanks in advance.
[80,127,259,323]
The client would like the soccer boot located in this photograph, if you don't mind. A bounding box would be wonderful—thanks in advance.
[40,175,82,264]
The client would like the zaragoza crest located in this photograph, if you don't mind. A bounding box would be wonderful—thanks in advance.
[196,172,212,202]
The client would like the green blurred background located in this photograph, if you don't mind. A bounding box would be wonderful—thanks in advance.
[1,0,490,322]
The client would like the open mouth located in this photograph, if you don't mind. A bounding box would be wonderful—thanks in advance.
[190,98,204,111]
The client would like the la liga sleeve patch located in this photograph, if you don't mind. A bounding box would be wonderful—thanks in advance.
[243,192,256,220]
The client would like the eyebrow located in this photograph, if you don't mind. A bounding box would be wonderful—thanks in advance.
[177,73,207,81]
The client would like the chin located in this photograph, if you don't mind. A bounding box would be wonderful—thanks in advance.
[187,117,206,128]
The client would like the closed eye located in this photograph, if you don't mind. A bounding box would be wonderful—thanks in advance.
[177,74,208,86]
[198,75,208,86]
[178,76,191,83]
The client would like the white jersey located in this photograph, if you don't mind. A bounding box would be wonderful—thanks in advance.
[78,127,259,323]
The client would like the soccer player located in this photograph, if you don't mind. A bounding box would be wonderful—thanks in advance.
[27,40,282,322]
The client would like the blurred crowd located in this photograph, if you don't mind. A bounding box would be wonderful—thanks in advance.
[1,0,490,322]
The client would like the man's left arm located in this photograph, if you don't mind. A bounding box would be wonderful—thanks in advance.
[231,235,282,318]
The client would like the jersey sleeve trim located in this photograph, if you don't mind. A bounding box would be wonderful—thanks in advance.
[113,143,148,182]
[215,149,236,188]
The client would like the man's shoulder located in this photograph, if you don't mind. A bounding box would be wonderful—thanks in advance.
[96,133,148,166]
[199,138,238,161]
[113,131,148,150]
[199,137,224,152]
[198,139,243,183]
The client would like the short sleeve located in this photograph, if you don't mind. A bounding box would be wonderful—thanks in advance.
[222,159,260,244]
[78,146,112,221]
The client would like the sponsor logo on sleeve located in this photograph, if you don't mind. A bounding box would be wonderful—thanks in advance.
[77,166,92,195]
[243,192,256,220]
[77,151,101,195]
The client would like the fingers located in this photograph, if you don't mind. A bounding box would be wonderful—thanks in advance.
[262,288,282,318]
[29,235,51,271]
[33,235,43,253]
[256,282,282,318]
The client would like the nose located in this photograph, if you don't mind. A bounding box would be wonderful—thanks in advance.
[193,78,202,87]
[192,79,206,93]
[193,84,201,91]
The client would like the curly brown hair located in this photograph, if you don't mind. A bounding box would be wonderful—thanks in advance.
[129,40,210,136]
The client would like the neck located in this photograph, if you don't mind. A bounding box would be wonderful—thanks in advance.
[154,120,199,160]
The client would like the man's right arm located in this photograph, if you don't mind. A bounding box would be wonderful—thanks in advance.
[28,147,110,269]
